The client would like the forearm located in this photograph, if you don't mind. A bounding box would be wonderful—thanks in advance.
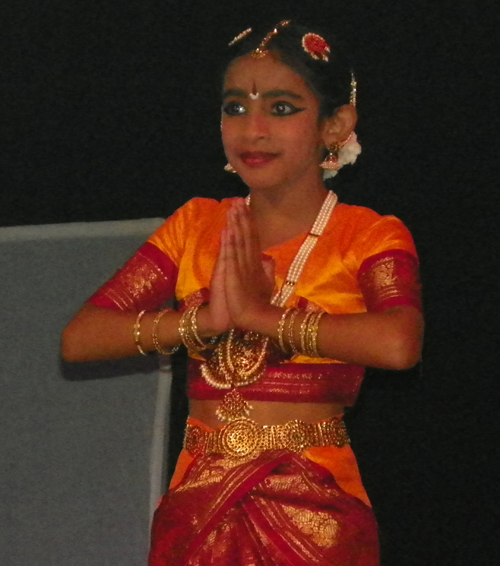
[61,303,225,362]
[241,304,424,371]
[61,303,179,361]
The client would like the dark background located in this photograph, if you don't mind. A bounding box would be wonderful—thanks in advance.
[2,1,498,564]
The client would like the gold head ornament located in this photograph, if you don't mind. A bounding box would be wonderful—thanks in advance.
[350,72,357,107]
[228,28,253,46]
[251,20,291,58]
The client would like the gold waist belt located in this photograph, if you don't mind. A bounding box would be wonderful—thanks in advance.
[184,417,350,459]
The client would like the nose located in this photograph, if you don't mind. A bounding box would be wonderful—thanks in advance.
[244,111,270,140]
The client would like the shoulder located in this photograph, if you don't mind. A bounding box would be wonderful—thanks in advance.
[146,197,235,261]
[155,197,234,231]
[331,203,417,258]
[335,203,383,225]
[174,196,228,217]
[335,202,412,234]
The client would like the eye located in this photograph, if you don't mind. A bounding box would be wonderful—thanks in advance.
[272,101,304,116]
[221,101,246,116]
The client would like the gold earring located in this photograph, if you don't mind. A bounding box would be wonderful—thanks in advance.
[224,163,237,174]
[319,142,341,171]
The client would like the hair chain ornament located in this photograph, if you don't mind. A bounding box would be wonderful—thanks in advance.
[350,72,357,107]
[201,191,338,423]
[252,19,291,58]
[228,27,253,46]
[320,71,359,178]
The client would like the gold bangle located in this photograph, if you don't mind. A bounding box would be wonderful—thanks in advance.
[178,307,193,350]
[133,310,148,356]
[277,308,292,352]
[179,305,217,352]
[305,311,325,358]
[152,309,180,355]
[189,305,217,350]
[304,311,317,357]
[179,307,199,352]
[299,311,315,355]
[304,311,319,357]
[189,305,207,349]
[286,308,300,355]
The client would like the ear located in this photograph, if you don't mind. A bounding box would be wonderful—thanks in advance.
[321,105,358,147]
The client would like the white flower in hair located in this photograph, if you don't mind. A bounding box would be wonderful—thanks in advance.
[338,133,362,166]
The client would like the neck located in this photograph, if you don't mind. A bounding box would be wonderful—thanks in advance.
[248,178,330,250]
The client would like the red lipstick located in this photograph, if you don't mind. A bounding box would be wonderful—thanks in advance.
[239,151,278,167]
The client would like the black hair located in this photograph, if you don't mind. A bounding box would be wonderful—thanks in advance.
[223,21,355,120]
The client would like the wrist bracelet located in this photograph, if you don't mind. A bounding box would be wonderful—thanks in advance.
[179,305,217,353]
[286,308,301,355]
[300,311,315,355]
[133,310,148,356]
[152,309,180,355]
[277,308,293,352]
[305,311,325,358]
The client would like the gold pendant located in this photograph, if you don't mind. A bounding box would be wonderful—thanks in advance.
[215,389,253,423]
[201,329,269,389]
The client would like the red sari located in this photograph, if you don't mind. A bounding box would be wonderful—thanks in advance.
[150,443,379,565]
[89,197,421,566]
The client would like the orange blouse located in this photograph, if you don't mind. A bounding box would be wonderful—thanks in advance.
[90,197,421,405]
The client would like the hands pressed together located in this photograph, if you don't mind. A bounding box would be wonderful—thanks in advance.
[204,199,275,336]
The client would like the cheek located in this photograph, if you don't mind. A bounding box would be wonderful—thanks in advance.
[220,121,236,152]
[287,121,322,155]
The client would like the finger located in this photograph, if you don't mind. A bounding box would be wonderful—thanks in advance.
[229,203,247,277]
[240,202,260,268]
[234,201,260,272]
[261,254,275,284]
[211,229,226,284]
[223,224,235,264]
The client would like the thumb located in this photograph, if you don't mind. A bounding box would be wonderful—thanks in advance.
[261,253,275,284]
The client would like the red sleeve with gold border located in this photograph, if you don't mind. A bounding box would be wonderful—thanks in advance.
[358,249,422,312]
[87,198,210,311]
[88,242,178,311]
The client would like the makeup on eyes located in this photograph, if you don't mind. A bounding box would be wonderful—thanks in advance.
[222,89,306,117]
[221,100,305,117]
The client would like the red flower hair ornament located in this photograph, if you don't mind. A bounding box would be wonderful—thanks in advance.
[301,33,330,62]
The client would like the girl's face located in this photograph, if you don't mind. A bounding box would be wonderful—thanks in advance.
[221,54,326,192]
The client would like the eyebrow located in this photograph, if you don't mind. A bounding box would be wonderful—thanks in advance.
[222,89,303,100]
[262,90,303,100]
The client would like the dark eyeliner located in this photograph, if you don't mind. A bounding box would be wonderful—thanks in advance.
[272,101,305,116]
[221,101,246,116]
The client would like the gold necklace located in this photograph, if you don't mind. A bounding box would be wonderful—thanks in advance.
[201,191,338,423]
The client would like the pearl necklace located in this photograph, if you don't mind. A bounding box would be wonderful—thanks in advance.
[200,190,338,422]
[271,190,337,308]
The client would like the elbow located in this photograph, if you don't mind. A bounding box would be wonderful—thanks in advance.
[383,335,423,371]
[378,307,424,371]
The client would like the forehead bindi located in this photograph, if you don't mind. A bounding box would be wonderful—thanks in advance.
[224,55,313,100]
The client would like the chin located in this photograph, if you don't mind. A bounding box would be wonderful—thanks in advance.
[240,175,285,193]
[237,167,285,190]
